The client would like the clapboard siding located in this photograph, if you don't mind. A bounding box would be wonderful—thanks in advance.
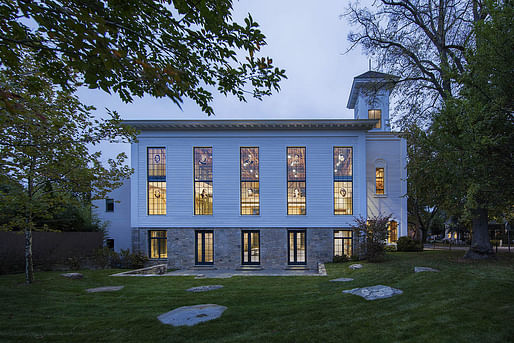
[131,130,367,228]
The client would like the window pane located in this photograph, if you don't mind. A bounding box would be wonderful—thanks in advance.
[287,147,306,180]
[251,232,259,262]
[388,221,398,243]
[194,148,212,181]
[194,181,213,215]
[376,167,385,194]
[149,231,167,259]
[334,147,352,215]
[296,232,305,262]
[241,181,260,215]
[243,232,249,263]
[205,232,213,263]
[194,148,213,215]
[148,148,166,215]
[368,109,381,128]
[289,232,295,262]
[241,148,260,215]
[106,199,114,212]
[148,182,166,215]
[287,181,306,215]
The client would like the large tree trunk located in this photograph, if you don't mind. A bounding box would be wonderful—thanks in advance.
[25,224,34,284]
[464,208,494,259]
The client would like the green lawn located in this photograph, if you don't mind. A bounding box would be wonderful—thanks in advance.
[1,251,513,343]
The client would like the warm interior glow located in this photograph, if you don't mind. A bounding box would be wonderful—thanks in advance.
[241,147,260,215]
[334,147,353,215]
[287,147,306,215]
[368,109,382,128]
[148,148,166,215]
[376,167,385,194]
[194,148,213,215]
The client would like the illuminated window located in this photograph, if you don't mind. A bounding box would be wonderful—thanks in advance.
[194,147,213,215]
[368,109,381,128]
[105,199,114,212]
[148,147,166,215]
[287,147,306,215]
[240,147,260,215]
[241,230,260,265]
[334,147,353,215]
[195,230,214,265]
[149,230,167,258]
[288,230,306,265]
[334,230,352,257]
[388,221,398,243]
[376,167,385,194]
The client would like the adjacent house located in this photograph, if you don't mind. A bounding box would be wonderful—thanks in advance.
[94,71,407,270]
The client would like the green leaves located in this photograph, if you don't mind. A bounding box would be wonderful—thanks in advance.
[0,0,286,115]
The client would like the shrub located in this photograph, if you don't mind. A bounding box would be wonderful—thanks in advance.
[352,213,392,262]
[396,236,423,252]
[332,255,349,263]
[384,245,397,252]
[94,247,148,269]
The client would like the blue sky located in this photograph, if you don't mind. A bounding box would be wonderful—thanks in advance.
[80,0,371,160]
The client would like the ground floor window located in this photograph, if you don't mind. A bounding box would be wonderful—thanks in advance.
[149,230,167,258]
[288,230,306,265]
[334,230,352,257]
[388,221,398,243]
[241,230,260,265]
[195,230,214,265]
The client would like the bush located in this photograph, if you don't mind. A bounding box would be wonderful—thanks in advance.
[332,255,349,263]
[384,245,397,252]
[396,236,423,252]
[352,213,392,262]
[94,247,148,269]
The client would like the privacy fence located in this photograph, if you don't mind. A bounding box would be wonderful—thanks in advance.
[0,232,103,274]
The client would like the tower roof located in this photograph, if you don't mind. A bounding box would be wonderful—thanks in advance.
[347,71,399,109]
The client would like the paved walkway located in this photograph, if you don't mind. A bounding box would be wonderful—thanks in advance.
[165,268,324,278]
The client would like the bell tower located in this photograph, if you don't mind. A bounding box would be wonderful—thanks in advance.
[347,71,398,131]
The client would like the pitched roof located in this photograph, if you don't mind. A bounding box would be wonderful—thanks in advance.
[347,71,399,109]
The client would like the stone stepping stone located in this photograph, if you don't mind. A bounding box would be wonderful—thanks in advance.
[61,273,83,279]
[343,285,403,300]
[86,286,124,293]
[349,264,363,270]
[158,304,227,326]
[414,266,439,273]
[330,277,354,282]
[186,285,224,292]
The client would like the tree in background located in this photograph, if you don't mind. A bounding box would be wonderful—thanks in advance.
[0,0,286,115]
[0,57,136,283]
[347,0,513,259]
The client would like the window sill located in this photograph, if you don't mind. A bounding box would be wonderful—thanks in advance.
[373,194,388,198]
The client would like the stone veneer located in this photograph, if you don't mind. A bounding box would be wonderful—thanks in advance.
[133,228,345,270]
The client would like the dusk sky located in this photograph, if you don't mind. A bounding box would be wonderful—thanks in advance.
[80,0,373,160]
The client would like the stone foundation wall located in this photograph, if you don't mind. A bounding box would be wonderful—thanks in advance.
[135,228,341,270]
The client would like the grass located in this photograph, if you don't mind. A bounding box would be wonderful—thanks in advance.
[1,250,513,343]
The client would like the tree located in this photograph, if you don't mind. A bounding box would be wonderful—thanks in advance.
[345,0,483,125]
[403,0,513,258]
[0,57,136,283]
[0,0,286,115]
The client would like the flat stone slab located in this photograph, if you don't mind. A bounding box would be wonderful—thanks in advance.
[86,286,124,293]
[343,285,403,300]
[349,264,363,270]
[414,266,440,273]
[186,285,224,292]
[61,273,83,279]
[158,304,227,326]
[330,277,354,282]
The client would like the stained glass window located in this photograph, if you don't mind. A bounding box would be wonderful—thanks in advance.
[376,167,385,194]
[148,148,166,215]
[287,147,306,215]
[194,147,213,215]
[334,230,352,257]
[149,230,167,258]
[334,147,353,215]
[368,109,381,129]
[240,147,259,215]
